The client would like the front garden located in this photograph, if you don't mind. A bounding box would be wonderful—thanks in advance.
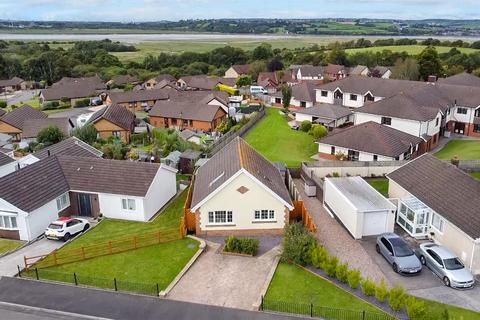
[0,239,24,256]
[435,140,480,160]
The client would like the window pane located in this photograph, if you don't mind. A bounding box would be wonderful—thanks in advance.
[122,199,127,210]
[11,217,17,228]
[208,212,214,223]
[254,210,260,219]
[0,217,4,228]
[4,217,11,228]
[269,210,275,219]
[56,198,61,210]
[227,211,232,223]
[128,199,136,210]
[261,210,268,219]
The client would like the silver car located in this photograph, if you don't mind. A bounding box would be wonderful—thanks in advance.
[376,233,422,274]
[417,243,475,288]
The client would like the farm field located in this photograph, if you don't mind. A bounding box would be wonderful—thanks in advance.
[345,45,479,55]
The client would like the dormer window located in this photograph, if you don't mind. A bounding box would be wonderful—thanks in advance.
[350,94,358,101]
[321,90,328,97]
[381,117,392,126]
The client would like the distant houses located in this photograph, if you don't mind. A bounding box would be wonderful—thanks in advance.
[224,64,251,79]
[0,105,47,141]
[105,88,169,112]
[0,77,27,93]
[40,75,106,106]
[87,104,136,143]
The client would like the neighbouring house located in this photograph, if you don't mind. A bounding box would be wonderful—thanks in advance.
[387,154,480,274]
[144,74,177,90]
[0,155,177,241]
[323,64,347,81]
[21,117,74,143]
[370,66,392,79]
[295,104,353,129]
[161,150,182,169]
[224,64,251,79]
[347,65,370,77]
[438,72,480,87]
[179,129,203,145]
[177,75,236,91]
[270,82,318,109]
[323,177,396,239]
[0,152,17,177]
[0,105,47,141]
[107,75,140,88]
[257,71,295,93]
[189,137,293,236]
[0,77,27,93]
[179,149,202,174]
[105,89,169,112]
[296,65,324,81]
[87,104,136,143]
[317,121,423,161]
[40,75,106,105]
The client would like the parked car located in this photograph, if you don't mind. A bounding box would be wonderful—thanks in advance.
[376,233,422,274]
[417,243,475,288]
[90,97,103,106]
[45,217,90,242]
[250,85,267,95]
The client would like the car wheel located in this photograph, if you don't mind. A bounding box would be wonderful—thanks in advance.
[443,277,451,287]
[63,233,71,242]
[83,224,90,232]
[420,255,426,265]
[392,263,398,273]
[375,244,380,254]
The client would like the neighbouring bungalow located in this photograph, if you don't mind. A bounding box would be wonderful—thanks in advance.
[0,152,17,177]
[323,64,347,81]
[296,65,324,81]
[40,75,106,105]
[189,137,293,236]
[0,105,47,141]
[144,74,177,90]
[370,66,392,79]
[438,72,480,87]
[106,75,140,88]
[21,117,74,143]
[0,155,177,241]
[387,154,480,274]
[257,71,295,93]
[347,65,370,77]
[0,77,27,93]
[87,104,136,143]
[177,75,236,91]
[224,64,251,79]
[317,121,423,161]
[105,89,169,112]
[271,82,318,109]
[295,103,353,129]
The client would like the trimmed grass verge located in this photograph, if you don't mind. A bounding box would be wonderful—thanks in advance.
[366,178,389,197]
[434,140,480,160]
[0,239,24,255]
[471,172,480,180]
[421,298,480,320]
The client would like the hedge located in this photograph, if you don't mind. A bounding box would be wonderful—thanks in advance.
[224,236,259,256]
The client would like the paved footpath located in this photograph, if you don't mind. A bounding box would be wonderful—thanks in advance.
[0,277,304,320]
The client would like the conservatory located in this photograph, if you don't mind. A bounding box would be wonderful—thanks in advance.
[396,197,431,238]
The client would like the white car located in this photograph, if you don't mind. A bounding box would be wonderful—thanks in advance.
[45,217,90,241]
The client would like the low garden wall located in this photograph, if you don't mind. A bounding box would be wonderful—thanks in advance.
[301,161,408,179]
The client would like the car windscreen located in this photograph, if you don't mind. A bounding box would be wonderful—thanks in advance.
[390,238,414,257]
[444,258,464,270]
[47,223,63,230]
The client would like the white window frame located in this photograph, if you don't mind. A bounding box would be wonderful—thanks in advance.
[207,210,233,225]
[253,209,276,222]
[0,215,18,230]
[56,192,70,211]
[122,198,136,211]
[431,213,445,234]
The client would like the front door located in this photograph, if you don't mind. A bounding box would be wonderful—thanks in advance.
[77,194,92,217]
[454,122,465,134]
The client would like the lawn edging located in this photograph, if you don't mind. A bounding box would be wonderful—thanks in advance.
[253,247,281,311]
[160,235,206,298]
[0,240,27,259]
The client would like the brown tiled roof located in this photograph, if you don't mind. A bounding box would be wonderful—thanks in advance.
[324,64,345,75]
[191,137,292,209]
[319,121,423,158]
[371,66,391,76]
[33,137,103,160]
[154,74,176,83]
[110,75,140,86]
[167,90,229,107]
[42,76,106,101]
[387,154,480,239]
[22,117,72,139]
[108,89,169,104]
[51,75,105,88]
[0,105,47,130]
[298,65,324,77]
[296,104,352,120]
[348,65,369,76]
[272,82,318,102]
[150,100,225,122]
[438,72,480,87]
[88,104,135,131]
[231,64,251,75]
[0,77,25,87]
[0,152,14,167]
[0,109,6,117]
[436,83,480,107]
[179,75,236,90]
[0,155,162,212]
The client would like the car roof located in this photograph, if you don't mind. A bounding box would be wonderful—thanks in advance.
[422,243,456,259]
[54,217,73,223]
[382,232,400,240]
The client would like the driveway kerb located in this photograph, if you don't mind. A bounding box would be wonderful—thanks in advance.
[252,253,281,310]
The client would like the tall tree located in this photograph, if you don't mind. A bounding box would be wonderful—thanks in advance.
[391,58,420,81]
[326,47,348,66]
[267,56,284,72]
[281,85,292,112]
[418,46,443,80]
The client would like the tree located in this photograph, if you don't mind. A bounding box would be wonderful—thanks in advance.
[247,61,267,81]
[310,124,328,139]
[267,56,284,72]
[37,125,65,146]
[418,46,442,80]
[326,47,348,66]
[72,124,98,145]
[391,58,420,80]
[281,85,292,112]
[252,43,273,60]
[236,75,252,87]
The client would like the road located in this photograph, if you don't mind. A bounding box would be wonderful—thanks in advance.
[0,303,96,320]
[0,277,306,320]
[1,90,38,106]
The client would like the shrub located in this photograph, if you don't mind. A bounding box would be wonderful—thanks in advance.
[281,223,317,266]
[335,262,349,283]
[323,256,339,277]
[224,236,259,256]
[375,279,389,302]
[361,278,376,296]
[37,125,65,145]
[300,120,312,132]
[60,97,70,104]
[0,100,6,108]
[42,101,60,110]
[405,296,427,320]
[389,285,407,312]
[347,269,361,289]
[332,172,340,177]
[74,99,88,108]
[311,245,329,269]
[310,124,328,139]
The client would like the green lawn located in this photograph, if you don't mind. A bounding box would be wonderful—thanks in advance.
[471,172,480,180]
[8,96,41,109]
[245,108,317,167]
[366,178,389,197]
[0,239,24,255]
[434,140,480,160]
[421,298,480,320]
[265,263,385,314]
[346,45,479,55]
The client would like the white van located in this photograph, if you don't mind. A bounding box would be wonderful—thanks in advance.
[250,86,268,95]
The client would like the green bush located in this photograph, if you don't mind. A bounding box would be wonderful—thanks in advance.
[300,120,312,132]
[281,223,317,266]
[224,236,259,256]
[405,296,427,320]
[131,132,150,146]
[311,245,329,269]
[375,279,389,302]
[347,269,361,289]
[389,285,407,312]
[42,101,60,110]
[309,124,328,139]
[60,96,70,104]
[323,256,339,277]
[360,278,376,296]
[0,100,7,108]
[335,262,349,283]
[74,98,91,108]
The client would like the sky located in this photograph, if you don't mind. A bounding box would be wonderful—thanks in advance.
[0,0,479,22]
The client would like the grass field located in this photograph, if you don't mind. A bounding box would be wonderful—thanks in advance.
[7,97,41,109]
[265,263,385,314]
[366,178,389,197]
[345,45,479,55]
[421,298,480,320]
[244,108,317,167]
[471,172,480,180]
[434,140,480,160]
[0,239,24,255]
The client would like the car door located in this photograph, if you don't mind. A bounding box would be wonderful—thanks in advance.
[72,219,83,234]
[381,238,394,263]
[427,250,444,277]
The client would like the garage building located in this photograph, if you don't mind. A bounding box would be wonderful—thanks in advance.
[323,177,396,239]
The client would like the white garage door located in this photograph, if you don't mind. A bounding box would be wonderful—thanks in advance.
[363,211,388,236]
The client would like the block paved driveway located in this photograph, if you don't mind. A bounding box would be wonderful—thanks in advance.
[168,240,280,310]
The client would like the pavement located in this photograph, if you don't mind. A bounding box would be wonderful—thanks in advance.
[0,238,63,277]
[0,277,304,320]
[168,240,280,310]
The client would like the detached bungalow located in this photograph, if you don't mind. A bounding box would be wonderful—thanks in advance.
[317,121,423,161]
[177,75,236,91]
[387,154,480,274]
[105,89,169,112]
[0,77,27,93]
[40,76,106,105]
[0,155,177,241]
[438,72,480,87]
[144,74,177,90]
[224,64,251,79]
[295,103,353,129]
[107,75,140,88]
[271,82,317,109]
[21,117,74,143]
[189,137,293,236]
[87,104,136,143]
[0,105,47,141]
[370,66,392,79]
